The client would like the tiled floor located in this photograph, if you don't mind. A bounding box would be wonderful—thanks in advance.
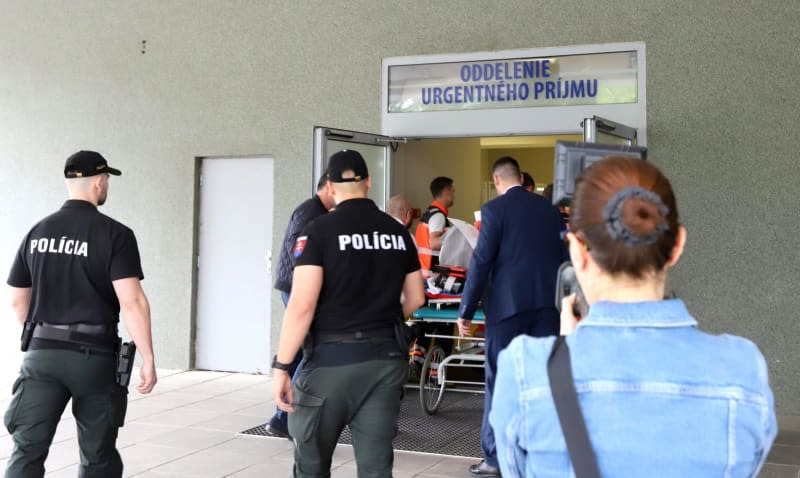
[0,369,797,477]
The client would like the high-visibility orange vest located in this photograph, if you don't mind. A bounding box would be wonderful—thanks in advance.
[414,202,449,277]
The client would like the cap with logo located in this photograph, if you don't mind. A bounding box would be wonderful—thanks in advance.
[64,151,122,178]
[327,150,369,183]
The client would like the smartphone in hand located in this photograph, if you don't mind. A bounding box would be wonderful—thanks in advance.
[555,261,589,319]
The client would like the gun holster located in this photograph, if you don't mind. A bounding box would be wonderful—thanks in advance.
[394,317,415,353]
[20,322,35,351]
[302,334,314,362]
[116,341,137,387]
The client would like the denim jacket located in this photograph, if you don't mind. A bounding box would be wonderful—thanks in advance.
[490,299,776,478]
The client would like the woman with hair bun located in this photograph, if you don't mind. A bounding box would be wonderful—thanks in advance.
[490,156,776,477]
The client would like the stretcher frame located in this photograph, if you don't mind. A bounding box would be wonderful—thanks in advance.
[411,300,486,415]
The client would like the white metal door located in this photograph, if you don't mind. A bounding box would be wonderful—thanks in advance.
[195,156,273,373]
[313,127,396,209]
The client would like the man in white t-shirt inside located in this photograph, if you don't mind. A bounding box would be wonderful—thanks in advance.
[414,177,455,277]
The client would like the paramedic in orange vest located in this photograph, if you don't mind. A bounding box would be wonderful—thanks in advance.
[415,176,455,277]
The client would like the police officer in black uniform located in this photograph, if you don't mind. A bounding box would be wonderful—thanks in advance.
[4,150,157,478]
[272,150,425,478]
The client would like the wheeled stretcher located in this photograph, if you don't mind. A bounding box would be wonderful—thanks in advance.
[410,300,486,415]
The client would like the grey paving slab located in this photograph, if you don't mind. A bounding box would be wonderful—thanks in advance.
[776,430,800,446]
[131,406,229,428]
[43,463,80,477]
[146,427,235,450]
[0,435,14,461]
[227,460,294,477]
[233,400,275,418]
[179,396,260,414]
[779,415,800,432]
[392,451,447,474]
[127,471,176,478]
[216,385,273,402]
[51,417,77,444]
[118,443,196,476]
[125,401,179,421]
[423,455,481,476]
[759,463,800,478]
[42,438,79,472]
[146,447,264,477]
[206,435,294,458]
[768,445,800,466]
[192,413,275,433]
[117,422,182,447]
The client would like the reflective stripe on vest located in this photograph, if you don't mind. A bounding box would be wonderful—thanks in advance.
[415,205,447,275]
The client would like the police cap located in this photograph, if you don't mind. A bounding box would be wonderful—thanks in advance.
[64,150,121,178]
[327,150,369,183]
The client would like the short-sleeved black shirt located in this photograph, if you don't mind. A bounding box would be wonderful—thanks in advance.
[294,198,420,335]
[7,200,144,325]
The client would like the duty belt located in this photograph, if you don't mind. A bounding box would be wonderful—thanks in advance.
[314,327,395,344]
[306,338,405,367]
[32,322,118,350]
[40,323,117,335]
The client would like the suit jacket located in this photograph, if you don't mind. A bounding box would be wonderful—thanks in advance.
[273,195,328,293]
[458,186,566,324]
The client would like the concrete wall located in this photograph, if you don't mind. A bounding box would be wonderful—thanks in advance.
[0,1,797,414]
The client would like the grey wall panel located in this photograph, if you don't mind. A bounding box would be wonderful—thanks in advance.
[0,0,797,413]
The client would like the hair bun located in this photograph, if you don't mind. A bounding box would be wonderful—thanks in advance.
[603,186,670,247]
[621,198,666,236]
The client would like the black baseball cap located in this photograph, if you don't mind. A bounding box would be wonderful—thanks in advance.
[327,150,369,183]
[64,150,121,178]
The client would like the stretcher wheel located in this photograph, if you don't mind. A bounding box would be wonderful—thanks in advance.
[419,345,446,415]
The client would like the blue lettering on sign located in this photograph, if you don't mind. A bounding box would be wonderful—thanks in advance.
[459,60,552,82]
[421,77,597,105]
[545,81,556,99]
[533,82,545,99]
[519,83,530,100]
[530,79,598,100]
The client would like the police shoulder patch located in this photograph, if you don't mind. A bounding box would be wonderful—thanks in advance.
[293,236,308,258]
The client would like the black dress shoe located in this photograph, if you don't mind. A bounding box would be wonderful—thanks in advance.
[468,460,500,477]
[265,424,292,440]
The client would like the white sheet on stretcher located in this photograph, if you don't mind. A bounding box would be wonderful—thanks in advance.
[438,218,479,268]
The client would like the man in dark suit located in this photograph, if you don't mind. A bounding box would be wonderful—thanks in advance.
[458,156,566,477]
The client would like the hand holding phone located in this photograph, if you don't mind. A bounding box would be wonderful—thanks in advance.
[555,262,589,328]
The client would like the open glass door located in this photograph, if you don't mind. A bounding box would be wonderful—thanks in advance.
[313,127,396,210]
[582,115,638,146]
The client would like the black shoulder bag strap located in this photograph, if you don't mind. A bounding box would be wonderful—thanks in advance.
[547,336,602,478]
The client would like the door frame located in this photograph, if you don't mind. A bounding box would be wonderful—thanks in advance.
[582,115,639,145]
[313,127,399,206]
[190,153,274,371]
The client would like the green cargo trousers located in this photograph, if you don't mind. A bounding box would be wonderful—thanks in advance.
[3,348,127,478]
[288,345,406,478]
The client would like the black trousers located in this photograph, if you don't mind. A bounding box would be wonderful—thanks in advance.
[481,308,559,467]
[3,348,127,478]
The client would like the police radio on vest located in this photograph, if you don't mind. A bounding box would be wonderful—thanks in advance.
[338,232,407,251]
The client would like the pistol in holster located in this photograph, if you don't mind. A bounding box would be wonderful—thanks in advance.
[116,341,137,387]
[302,334,314,362]
[394,317,415,353]
[20,322,35,351]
